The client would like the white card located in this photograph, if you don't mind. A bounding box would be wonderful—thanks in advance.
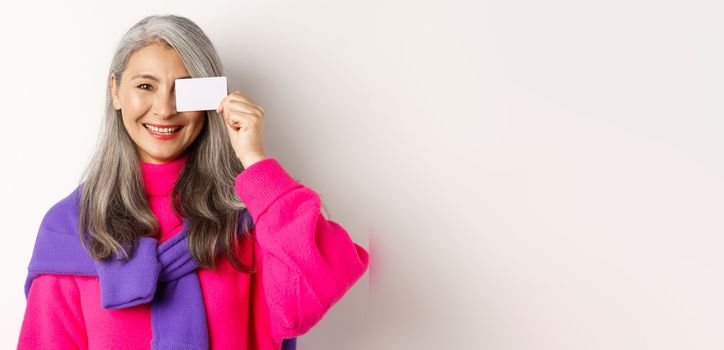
[175,76,228,112]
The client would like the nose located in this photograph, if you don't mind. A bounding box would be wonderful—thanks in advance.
[152,90,177,118]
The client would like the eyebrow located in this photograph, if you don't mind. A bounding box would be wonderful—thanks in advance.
[130,73,192,81]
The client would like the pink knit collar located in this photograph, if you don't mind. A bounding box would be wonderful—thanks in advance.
[140,152,190,197]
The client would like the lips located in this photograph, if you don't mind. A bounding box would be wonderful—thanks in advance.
[143,123,183,140]
[143,123,183,128]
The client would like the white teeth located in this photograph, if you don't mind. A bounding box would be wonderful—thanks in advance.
[145,124,181,134]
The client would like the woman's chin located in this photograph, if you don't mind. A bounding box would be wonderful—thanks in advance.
[138,147,183,164]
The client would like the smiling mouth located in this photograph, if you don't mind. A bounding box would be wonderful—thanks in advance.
[143,123,183,135]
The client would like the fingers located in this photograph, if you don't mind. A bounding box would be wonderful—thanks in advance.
[217,91,264,130]
[217,90,264,117]
[223,100,263,118]
[225,107,266,134]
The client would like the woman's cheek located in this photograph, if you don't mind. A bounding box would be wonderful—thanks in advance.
[126,93,152,117]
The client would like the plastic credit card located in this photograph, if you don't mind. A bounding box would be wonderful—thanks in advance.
[175,76,228,112]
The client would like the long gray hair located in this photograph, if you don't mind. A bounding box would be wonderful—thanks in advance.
[77,14,253,272]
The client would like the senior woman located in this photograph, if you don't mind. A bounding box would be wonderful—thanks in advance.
[18,14,368,350]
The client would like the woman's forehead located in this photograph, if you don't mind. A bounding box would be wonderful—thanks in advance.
[125,44,189,80]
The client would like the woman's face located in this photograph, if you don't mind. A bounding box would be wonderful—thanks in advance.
[110,42,205,164]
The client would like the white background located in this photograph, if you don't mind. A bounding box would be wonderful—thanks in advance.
[1,1,723,349]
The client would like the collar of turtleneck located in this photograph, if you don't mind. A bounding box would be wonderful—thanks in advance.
[140,152,190,198]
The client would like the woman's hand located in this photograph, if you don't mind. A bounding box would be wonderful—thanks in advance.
[216,90,267,168]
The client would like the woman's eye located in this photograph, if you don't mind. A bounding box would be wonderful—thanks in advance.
[137,83,153,90]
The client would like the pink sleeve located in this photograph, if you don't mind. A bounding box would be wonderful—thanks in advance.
[235,158,369,340]
[18,274,88,349]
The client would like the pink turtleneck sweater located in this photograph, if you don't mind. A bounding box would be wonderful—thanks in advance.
[18,154,369,349]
